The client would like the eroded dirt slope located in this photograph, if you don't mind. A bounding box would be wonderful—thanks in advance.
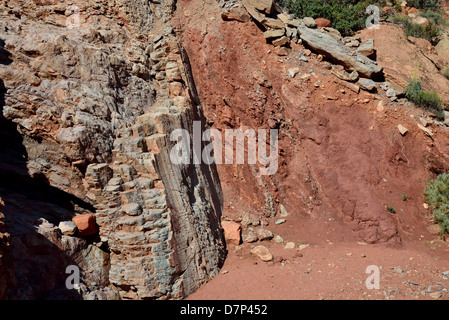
[174,0,449,299]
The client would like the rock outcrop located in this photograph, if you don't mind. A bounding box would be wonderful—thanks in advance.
[298,25,383,79]
[0,0,225,300]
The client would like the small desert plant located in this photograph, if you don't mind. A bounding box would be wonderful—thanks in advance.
[424,173,449,235]
[391,14,440,43]
[387,206,396,213]
[405,77,444,120]
[419,10,447,27]
[402,192,407,201]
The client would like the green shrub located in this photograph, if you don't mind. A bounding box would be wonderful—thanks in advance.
[406,0,443,11]
[278,0,386,36]
[391,14,440,43]
[405,78,444,119]
[424,173,449,235]
[402,192,407,201]
[419,10,447,26]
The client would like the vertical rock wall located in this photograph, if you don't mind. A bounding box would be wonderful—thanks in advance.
[0,0,226,299]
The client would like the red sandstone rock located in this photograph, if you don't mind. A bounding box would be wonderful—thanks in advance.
[221,220,241,246]
[72,214,98,236]
[315,18,331,28]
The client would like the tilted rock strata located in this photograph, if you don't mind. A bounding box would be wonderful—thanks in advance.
[0,0,225,299]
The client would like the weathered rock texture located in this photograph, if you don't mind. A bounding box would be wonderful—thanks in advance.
[298,25,383,79]
[0,0,225,299]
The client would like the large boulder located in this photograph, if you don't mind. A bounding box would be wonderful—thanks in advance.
[298,25,383,78]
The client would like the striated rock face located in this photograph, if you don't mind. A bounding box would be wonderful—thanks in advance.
[0,0,225,299]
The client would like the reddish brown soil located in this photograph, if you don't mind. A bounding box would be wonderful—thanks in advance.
[173,0,449,300]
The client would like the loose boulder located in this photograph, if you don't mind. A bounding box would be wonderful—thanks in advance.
[221,220,241,246]
[251,245,273,261]
[72,214,99,237]
[58,221,78,236]
[357,78,377,92]
[303,17,317,28]
[264,29,285,39]
[221,8,251,23]
[315,18,331,28]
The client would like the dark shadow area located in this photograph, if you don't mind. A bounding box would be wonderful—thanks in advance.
[0,41,89,300]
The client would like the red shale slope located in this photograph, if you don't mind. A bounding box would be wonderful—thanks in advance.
[174,0,449,300]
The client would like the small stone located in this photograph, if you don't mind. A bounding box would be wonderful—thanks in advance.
[417,124,433,137]
[242,228,259,243]
[274,46,291,56]
[430,292,442,299]
[272,36,290,47]
[315,18,331,28]
[58,221,77,236]
[256,227,274,241]
[420,117,429,127]
[264,29,285,40]
[274,235,284,243]
[251,245,273,262]
[303,17,317,28]
[357,78,377,92]
[280,204,288,217]
[288,67,300,78]
[299,56,308,62]
[275,219,286,225]
[377,101,384,111]
[398,124,408,136]
[284,242,295,249]
[386,88,396,98]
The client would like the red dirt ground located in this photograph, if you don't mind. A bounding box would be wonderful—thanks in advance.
[173,0,449,300]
